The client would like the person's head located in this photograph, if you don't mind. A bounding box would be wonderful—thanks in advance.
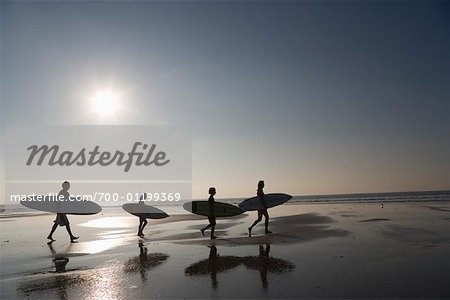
[62,181,70,190]
[209,187,216,195]
[258,180,265,188]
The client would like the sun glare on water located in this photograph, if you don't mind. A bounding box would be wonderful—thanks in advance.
[91,90,121,118]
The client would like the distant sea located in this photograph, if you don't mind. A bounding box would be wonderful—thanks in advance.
[289,190,450,204]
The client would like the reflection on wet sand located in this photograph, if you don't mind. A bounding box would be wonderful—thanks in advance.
[48,242,70,273]
[123,241,169,282]
[18,243,91,299]
[242,245,295,289]
[185,246,241,289]
[185,245,295,289]
[19,273,92,300]
[67,238,128,255]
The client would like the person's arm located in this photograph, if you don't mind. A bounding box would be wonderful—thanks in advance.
[258,190,267,209]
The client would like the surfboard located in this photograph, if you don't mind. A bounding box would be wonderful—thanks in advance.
[122,202,169,219]
[183,201,244,217]
[20,195,102,215]
[238,193,292,211]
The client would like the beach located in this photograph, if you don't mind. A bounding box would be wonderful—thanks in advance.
[1,201,449,299]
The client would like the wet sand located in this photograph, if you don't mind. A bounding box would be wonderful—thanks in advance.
[1,202,449,299]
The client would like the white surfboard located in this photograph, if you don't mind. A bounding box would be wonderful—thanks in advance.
[122,202,169,219]
[238,193,292,211]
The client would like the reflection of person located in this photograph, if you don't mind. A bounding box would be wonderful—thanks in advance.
[200,187,217,239]
[184,246,241,289]
[242,244,295,290]
[123,242,169,281]
[258,244,270,289]
[248,180,271,237]
[47,243,70,299]
[47,181,79,243]
[137,193,148,237]
[138,241,148,281]
[208,245,218,289]
[48,243,70,273]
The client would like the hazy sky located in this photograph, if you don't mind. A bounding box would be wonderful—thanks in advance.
[1,1,449,198]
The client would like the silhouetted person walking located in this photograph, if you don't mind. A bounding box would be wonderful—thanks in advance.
[248,180,271,237]
[137,193,148,237]
[47,181,79,243]
[201,187,217,239]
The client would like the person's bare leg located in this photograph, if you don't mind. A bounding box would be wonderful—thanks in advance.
[263,210,271,234]
[140,219,148,237]
[201,224,212,236]
[138,220,143,236]
[210,221,217,239]
[211,227,217,239]
[66,225,79,242]
[249,211,263,237]
[47,223,58,241]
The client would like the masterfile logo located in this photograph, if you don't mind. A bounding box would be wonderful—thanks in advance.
[26,142,170,172]
[5,125,191,181]
[4,125,192,204]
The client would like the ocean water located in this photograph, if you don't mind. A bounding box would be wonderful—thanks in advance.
[290,190,450,203]
[1,190,449,216]
[215,190,450,205]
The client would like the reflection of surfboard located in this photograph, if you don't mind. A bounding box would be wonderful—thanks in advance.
[185,256,241,275]
[122,203,169,219]
[183,201,244,217]
[20,196,101,215]
[238,193,292,211]
[123,252,169,273]
[242,256,295,273]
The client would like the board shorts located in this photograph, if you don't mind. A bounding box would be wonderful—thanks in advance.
[54,213,69,226]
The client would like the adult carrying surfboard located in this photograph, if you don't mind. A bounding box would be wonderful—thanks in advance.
[246,180,270,237]
[241,181,292,237]
[183,187,244,239]
[201,187,217,239]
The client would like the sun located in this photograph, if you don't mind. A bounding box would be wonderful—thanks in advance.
[91,90,121,118]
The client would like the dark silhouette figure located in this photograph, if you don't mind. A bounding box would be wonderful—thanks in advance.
[137,193,148,237]
[258,245,269,289]
[47,181,79,243]
[242,244,295,289]
[248,180,271,237]
[123,241,169,282]
[185,245,295,290]
[184,245,241,289]
[47,242,70,273]
[208,245,218,288]
[200,187,217,239]
[47,241,70,299]
[137,241,148,281]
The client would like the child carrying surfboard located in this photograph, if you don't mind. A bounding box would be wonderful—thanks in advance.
[47,181,79,243]
[248,180,272,237]
[200,187,217,239]
[137,193,148,237]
